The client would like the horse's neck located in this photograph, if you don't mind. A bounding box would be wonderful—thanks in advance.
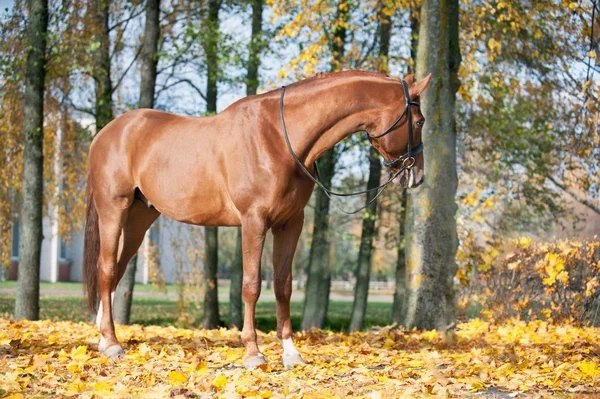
[282,77,394,166]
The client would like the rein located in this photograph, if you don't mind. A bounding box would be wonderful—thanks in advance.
[279,79,423,214]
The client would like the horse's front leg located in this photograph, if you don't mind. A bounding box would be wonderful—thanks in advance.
[240,213,268,369]
[272,211,305,368]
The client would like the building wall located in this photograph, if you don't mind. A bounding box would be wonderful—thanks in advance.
[7,212,207,285]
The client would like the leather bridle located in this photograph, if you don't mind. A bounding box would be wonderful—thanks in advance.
[279,79,423,214]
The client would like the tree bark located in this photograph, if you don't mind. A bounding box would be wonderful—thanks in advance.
[229,227,243,327]
[301,149,335,330]
[113,0,161,325]
[301,0,348,331]
[391,191,407,324]
[404,0,461,330]
[349,147,382,331]
[203,0,221,329]
[348,6,390,332]
[15,0,48,321]
[92,0,113,131]
[230,0,263,329]
[391,6,418,325]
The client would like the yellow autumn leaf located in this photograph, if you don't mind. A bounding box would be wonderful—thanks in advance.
[168,371,187,384]
[212,374,227,389]
[578,360,599,377]
[70,345,90,362]
[91,381,112,391]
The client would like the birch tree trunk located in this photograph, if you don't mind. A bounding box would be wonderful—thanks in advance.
[15,0,48,321]
[404,0,461,330]
[113,0,161,325]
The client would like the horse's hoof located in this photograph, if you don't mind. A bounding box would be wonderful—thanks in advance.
[282,353,305,368]
[244,353,267,369]
[104,345,125,359]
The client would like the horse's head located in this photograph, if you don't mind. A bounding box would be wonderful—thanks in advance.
[367,73,431,189]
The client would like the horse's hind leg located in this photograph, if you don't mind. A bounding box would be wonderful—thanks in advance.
[272,211,305,368]
[115,200,160,283]
[96,199,159,354]
[94,194,131,357]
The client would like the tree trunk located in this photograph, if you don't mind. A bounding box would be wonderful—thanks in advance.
[349,147,382,332]
[348,2,391,332]
[391,191,407,324]
[404,0,461,330]
[230,0,263,329]
[92,0,113,131]
[203,0,221,329]
[301,0,348,331]
[15,0,48,321]
[113,0,161,325]
[301,149,335,330]
[229,227,243,327]
[391,7,418,325]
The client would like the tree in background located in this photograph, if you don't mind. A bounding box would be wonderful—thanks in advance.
[404,0,461,329]
[348,0,391,332]
[203,0,222,329]
[454,0,599,292]
[14,0,49,320]
[113,0,162,325]
[301,0,350,331]
[90,0,113,132]
[230,0,265,329]
[391,3,419,325]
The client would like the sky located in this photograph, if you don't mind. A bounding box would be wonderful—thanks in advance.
[0,0,13,13]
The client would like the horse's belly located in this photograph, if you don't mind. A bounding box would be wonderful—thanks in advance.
[139,172,241,227]
[150,195,241,227]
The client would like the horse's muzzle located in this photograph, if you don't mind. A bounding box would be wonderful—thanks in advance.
[394,168,424,189]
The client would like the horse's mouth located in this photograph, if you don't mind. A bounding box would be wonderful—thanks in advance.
[394,168,424,189]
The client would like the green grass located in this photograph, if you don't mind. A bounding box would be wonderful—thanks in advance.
[0,294,393,332]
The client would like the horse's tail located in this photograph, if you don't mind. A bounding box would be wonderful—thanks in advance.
[83,182,100,314]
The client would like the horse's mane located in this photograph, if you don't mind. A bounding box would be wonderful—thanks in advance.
[260,70,397,97]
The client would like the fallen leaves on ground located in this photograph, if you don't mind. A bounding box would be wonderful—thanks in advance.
[0,318,598,398]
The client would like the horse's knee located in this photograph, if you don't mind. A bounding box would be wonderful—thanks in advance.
[242,276,260,303]
[274,275,291,301]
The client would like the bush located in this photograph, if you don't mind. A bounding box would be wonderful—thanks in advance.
[463,237,600,326]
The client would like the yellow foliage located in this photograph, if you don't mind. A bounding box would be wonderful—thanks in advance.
[0,318,599,397]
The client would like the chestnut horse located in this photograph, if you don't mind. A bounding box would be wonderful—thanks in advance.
[83,70,431,368]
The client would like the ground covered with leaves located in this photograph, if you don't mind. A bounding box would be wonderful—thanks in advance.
[0,318,599,398]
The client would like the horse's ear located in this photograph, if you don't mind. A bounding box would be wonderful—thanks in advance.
[403,73,415,84]
[410,73,432,97]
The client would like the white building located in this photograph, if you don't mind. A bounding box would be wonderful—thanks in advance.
[8,213,206,284]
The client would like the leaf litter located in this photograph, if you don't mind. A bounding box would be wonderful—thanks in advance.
[0,318,598,398]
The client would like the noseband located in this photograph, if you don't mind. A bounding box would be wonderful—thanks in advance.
[279,79,423,214]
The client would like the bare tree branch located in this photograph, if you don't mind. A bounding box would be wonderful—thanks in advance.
[109,7,145,32]
[67,100,95,117]
[156,78,207,101]
[547,174,600,216]
[111,46,143,94]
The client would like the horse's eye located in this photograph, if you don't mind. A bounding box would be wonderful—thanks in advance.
[416,120,425,128]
